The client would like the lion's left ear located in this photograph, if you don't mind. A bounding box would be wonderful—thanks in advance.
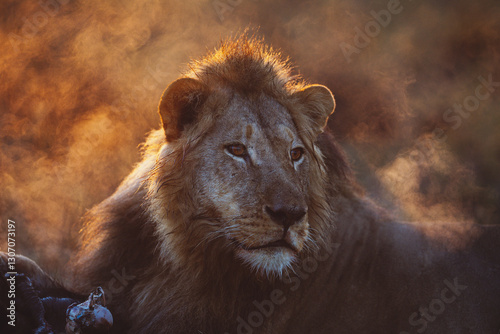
[291,84,335,135]
[158,78,208,142]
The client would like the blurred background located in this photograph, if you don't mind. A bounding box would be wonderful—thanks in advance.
[0,0,499,280]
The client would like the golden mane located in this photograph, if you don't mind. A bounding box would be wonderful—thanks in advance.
[187,35,304,97]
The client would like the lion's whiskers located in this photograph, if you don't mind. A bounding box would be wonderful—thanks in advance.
[189,216,247,251]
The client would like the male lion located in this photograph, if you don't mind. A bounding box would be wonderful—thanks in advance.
[4,36,500,333]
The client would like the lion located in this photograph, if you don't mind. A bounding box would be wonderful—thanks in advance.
[4,36,499,333]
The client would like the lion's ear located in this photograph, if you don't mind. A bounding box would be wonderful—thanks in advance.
[292,84,335,135]
[158,78,208,142]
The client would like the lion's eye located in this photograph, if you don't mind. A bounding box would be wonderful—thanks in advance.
[226,144,248,157]
[290,147,304,162]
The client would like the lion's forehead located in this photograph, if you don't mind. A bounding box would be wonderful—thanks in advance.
[215,94,300,148]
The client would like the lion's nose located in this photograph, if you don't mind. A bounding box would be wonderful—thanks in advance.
[265,204,307,229]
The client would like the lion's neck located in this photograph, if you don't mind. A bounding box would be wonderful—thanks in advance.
[128,239,278,333]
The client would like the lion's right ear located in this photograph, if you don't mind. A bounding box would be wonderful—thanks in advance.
[158,78,208,142]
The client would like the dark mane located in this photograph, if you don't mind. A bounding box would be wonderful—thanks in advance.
[318,129,359,196]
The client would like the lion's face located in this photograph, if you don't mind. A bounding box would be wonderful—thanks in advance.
[192,93,312,276]
[153,75,334,278]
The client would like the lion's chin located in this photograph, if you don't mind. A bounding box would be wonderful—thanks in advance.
[235,247,297,278]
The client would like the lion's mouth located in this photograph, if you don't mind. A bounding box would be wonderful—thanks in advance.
[231,236,301,275]
[233,239,298,253]
[249,239,296,251]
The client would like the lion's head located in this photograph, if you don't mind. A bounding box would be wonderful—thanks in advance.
[146,37,336,278]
